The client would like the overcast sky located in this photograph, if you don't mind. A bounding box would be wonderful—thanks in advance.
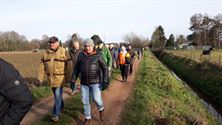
[0,0,221,42]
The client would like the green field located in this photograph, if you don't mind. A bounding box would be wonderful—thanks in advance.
[166,49,222,65]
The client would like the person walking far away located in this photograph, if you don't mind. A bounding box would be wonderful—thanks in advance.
[137,47,141,59]
[38,36,72,122]
[127,45,135,75]
[71,38,109,125]
[117,46,131,83]
[109,43,118,69]
[69,38,83,95]
[0,59,33,125]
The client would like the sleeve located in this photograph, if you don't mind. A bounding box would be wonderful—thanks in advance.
[65,50,73,83]
[37,53,45,82]
[71,54,80,82]
[106,48,112,68]
[0,62,33,125]
[116,53,120,66]
[98,54,109,83]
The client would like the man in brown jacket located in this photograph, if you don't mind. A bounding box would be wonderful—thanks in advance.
[38,36,72,122]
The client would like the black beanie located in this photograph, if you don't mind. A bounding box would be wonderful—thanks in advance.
[91,35,103,45]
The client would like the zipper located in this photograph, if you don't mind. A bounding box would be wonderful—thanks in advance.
[86,54,89,85]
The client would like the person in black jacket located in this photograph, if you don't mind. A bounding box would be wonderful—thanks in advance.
[0,58,33,125]
[69,39,83,95]
[71,38,109,125]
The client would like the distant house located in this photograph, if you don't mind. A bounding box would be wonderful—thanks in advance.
[178,43,195,50]
[178,43,188,49]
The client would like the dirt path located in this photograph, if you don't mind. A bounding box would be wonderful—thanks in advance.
[21,59,140,125]
[74,59,141,125]
[20,87,80,125]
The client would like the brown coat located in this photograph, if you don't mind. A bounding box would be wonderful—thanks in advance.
[38,47,72,87]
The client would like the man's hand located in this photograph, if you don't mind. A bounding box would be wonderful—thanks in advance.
[70,81,76,91]
[108,67,111,71]
[39,80,43,83]
[101,82,109,91]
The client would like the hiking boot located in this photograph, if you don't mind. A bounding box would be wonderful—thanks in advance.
[51,116,59,122]
[84,119,91,125]
[124,77,127,83]
[99,109,104,121]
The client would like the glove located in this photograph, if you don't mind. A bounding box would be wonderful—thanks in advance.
[101,82,109,91]
[70,81,76,91]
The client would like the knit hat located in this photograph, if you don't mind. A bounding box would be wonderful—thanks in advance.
[84,39,95,47]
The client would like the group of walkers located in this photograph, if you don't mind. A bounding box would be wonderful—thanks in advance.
[0,34,144,125]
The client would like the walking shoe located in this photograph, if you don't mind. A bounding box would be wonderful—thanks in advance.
[124,79,127,83]
[99,109,104,121]
[84,119,91,125]
[51,116,59,122]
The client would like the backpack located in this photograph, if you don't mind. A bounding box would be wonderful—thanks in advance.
[125,52,131,64]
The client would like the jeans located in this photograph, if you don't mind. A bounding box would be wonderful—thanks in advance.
[52,87,64,117]
[81,84,104,119]
[129,63,133,74]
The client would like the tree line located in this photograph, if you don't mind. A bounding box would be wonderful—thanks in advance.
[1,13,221,51]
[0,31,148,52]
[0,31,50,51]
[150,13,222,49]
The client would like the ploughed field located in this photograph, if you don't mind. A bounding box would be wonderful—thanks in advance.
[0,51,42,87]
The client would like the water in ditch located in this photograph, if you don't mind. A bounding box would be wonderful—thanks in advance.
[171,71,222,124]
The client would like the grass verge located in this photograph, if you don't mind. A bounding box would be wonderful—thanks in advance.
[31,86,52,101]
[153,51,222,108]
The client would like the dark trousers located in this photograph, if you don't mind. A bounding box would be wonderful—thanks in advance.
[120,64,129,81]
[129,63,133,74]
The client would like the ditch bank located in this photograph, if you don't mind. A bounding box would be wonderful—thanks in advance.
[152,50,222,124]
[120,52,219,125]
